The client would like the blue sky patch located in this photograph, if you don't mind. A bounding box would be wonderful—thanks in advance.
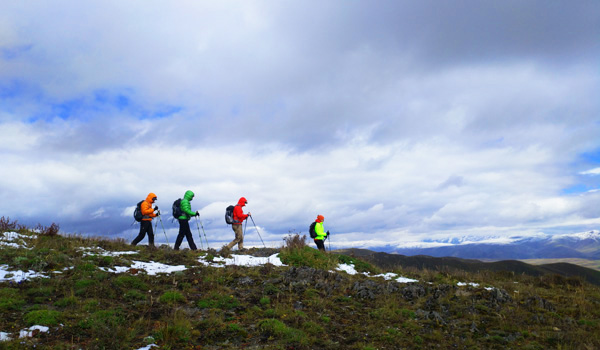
[1,44,33,60]
[561,184,593,195]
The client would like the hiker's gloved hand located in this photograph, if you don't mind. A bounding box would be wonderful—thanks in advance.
[248,212,252,217]
[195,211,200,217]
[156,210,160,215]
[154,206,159,211]
[327,230,330,235]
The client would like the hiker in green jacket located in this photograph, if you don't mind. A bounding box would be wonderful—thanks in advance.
[174,190,199,250]
[313,215,329,252]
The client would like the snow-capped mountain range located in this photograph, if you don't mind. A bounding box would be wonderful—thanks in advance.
[375,230,600,260]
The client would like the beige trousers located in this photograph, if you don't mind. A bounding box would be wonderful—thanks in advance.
[226,224,244,250]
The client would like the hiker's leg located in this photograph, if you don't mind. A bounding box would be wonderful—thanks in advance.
[131,222,148,245]
[235,224,244,250]
[315,239,325,252]
[146,221,155,246]
[183,220,197,250]
[174,219,185,249]
[226,225,241,249]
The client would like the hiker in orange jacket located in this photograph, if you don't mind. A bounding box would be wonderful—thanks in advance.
[131,192,159,247]
[225,197,251,250]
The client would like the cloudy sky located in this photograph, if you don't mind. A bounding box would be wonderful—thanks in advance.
[1,1,599,249]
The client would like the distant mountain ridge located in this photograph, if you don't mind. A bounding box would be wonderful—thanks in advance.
[334,248,600,286]
[371,230,600,260]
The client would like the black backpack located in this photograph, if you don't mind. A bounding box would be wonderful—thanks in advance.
[309,222,317,238]
[172,198,183,219]
[225,205,235,224]
[133,200,144,222]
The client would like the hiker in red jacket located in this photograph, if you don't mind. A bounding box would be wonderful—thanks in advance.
[225,197,251,251]
[131,192,159,247]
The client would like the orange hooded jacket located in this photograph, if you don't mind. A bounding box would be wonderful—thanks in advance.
[141,193,158,221]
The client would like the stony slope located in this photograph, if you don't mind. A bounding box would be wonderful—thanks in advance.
[1,224,600,349]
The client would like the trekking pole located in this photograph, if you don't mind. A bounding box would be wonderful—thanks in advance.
[243,219,247,239]
[194,216,205,250]
[249,215,266,248]
[327,231,331,251]
[197,214,210,249]
[158,214,169,246]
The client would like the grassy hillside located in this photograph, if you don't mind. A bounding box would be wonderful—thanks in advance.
[1,219,600,349]
[335,248,600,285]
[519,258,600,272]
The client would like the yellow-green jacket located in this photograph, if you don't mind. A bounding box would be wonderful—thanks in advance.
[314,222,328,241]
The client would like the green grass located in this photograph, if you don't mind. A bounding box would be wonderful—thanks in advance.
[24,309,61,326]
[159,290,186,304]
[1,220,600,349]
[279,245,339,269]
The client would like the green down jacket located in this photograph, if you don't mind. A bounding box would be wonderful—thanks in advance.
[178,190,197,220]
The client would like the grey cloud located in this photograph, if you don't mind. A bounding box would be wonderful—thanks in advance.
[1,1,600,246]
[437,175,465,190]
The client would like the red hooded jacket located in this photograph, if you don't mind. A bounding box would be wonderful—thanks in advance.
[232,197,249,225]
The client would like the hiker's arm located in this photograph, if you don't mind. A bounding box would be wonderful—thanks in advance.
[181,200,196,216]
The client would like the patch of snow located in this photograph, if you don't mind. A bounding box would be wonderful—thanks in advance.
[335,263,358,275]
[0,231,33,249]
[100,261,186,275]
[0,332,11,341]
[457,282,480,287]
[0,265,46,282]
[372,272,399,280]
[1,231,32,240]
[220,254,284,267]
[198,259,225,268]
[199,254,286,268]
[135,344,159,350]
[0,242,21,248]
[19,325,49,338]
[79,247,138,257]
[394,276,419,283]
[336,264,418,283]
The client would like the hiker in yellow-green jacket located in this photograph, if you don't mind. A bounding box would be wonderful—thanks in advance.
[313,215,329,252]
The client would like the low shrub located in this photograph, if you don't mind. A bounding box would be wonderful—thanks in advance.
[159,291,185,304]
[283,233,307,250]
[258,319,307,345]
[24,309,61,326]
[113,275,149,290]
[197,293,240,310]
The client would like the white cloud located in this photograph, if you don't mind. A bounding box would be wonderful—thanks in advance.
[0,1,598,248]
[580,168,600,176]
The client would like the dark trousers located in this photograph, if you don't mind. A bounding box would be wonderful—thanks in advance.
[132,220,154,246]
[175,219,197,250]
[314,239,326,252]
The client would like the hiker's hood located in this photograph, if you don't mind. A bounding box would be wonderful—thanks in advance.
[184,190,194,201]
[145,193,157,203]
[237,197,247,206]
